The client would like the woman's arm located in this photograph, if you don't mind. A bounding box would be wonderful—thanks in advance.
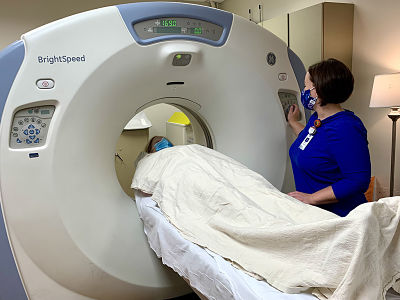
[288,186,338,205]
[287,104,305,136]
[327,122,371,199]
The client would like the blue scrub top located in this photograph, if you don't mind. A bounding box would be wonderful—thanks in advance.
[289,110,371,217]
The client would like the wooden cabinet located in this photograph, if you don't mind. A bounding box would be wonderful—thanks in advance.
[290,2,354,70]
[260,2,354,71]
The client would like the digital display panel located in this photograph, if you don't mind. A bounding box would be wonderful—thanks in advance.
[153,27,203,34]
[161,19,177,27]
[154,27,182,34]
[189,27,202,34]
[134,17,223,42]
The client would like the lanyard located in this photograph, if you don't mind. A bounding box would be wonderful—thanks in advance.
[299,126,316,150]
[299,119,322,151]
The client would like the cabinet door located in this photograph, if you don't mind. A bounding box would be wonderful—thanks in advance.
[259,14,288,45]
[323,2,354,69]
[289,3,323,70]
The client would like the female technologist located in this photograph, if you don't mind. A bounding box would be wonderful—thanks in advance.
[287,58,371,217]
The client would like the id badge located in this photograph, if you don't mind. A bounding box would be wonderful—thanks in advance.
[299,127,316,150]
[299,134,314,150]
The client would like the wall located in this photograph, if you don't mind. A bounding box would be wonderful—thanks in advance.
[220,0,352,22]
[143,104,181,138]
[221,0,400,198]
[0,0,209,49]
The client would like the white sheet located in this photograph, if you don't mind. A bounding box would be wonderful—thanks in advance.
[135,193,400,300]
[132,145,400,300]
[135,192,317,300]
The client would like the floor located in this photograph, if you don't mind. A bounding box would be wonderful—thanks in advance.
[169,292,201,300]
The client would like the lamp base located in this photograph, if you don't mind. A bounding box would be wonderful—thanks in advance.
[389,107,400,119]
[388,107,399,197]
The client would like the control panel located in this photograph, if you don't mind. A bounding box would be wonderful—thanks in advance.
[278,91,301,121]
[134,18,223,42]
[10,105,55,149]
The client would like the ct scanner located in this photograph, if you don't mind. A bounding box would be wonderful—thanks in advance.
[0,2,307,299]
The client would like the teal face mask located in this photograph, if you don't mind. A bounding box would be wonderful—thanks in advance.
[154,138,173,152]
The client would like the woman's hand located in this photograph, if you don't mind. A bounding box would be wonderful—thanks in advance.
[287,104,300,124]
[288,191,316,205]
[288,187,338,206]
[287,104,304,136]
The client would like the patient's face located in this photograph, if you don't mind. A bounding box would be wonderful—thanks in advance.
[147,136,164,153]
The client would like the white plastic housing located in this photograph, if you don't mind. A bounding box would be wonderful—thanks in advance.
[0,5,304,300]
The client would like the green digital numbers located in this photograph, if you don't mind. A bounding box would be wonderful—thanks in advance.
[161,20,177,27]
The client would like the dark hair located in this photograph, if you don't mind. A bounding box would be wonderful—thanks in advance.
[146,136,163,153]
[146,136,174,153]
[308,58,354,106]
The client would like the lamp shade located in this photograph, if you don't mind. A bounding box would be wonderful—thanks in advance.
[370,73,400,108]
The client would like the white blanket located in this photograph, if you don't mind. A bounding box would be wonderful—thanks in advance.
[132,144,400,300]
[135,193,318,300]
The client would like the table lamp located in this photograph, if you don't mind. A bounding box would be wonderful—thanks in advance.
[370,73,400,197]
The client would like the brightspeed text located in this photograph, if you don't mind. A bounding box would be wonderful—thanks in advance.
[37,55,86,64]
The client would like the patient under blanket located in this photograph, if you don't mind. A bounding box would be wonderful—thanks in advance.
[132,144,400,300]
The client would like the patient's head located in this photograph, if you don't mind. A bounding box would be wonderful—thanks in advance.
[146,136,174,153]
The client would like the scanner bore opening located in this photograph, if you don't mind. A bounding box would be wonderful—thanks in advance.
[114,103,213,198]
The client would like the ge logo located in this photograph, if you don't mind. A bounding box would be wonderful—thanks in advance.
[267,52,276,66]
[42,81,49,87]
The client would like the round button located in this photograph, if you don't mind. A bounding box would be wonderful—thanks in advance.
[314,119,322,128]
[41,123,47,128]
[29,130,34,134]
[13,127,18,132]
[18,120,24,125]
[278,73,288,81]
[36,79,55,89]
[36,119,42,124]
[12,133,18,137]
[30,117,36,122]
[24,118,29,122]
